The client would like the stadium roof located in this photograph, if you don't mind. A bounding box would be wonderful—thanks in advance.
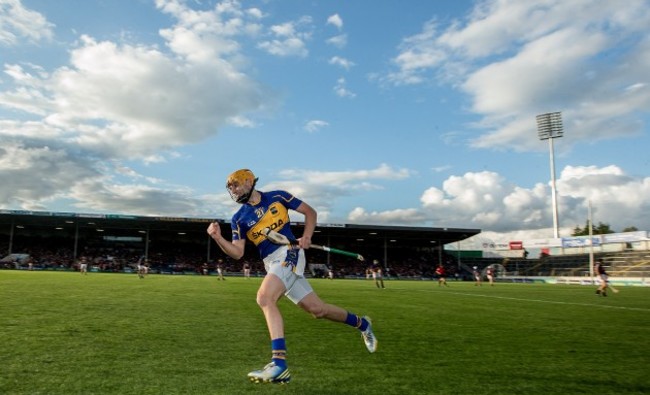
[0,210,481,249]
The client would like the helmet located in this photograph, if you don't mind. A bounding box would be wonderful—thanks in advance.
[226,169,258,203]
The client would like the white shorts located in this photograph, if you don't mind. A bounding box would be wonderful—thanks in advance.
[263,246,312,304]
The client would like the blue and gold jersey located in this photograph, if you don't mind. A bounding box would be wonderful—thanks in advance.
[231,190,303,260]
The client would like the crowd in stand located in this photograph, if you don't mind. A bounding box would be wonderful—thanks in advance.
[1,240,464,280]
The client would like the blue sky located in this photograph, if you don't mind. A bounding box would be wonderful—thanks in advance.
[1,0,649,244]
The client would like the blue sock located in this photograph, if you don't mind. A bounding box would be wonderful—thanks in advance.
[271,338,287,368]
[344,312,369,331]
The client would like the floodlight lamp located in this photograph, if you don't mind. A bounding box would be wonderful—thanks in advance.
[536,112,564,140]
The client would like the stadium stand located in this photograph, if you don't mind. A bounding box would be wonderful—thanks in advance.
[3,211,648,282]
[0,210,477,279]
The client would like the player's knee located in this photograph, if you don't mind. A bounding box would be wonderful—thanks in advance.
[256,291,274,308]
[302,302,327,319]
[309,307,327,319]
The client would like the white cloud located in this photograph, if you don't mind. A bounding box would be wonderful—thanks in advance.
[557,165,650,230]
[348,207,426,225]
[258,16,312,57]
[67,178,208,216]
[0,0,54,46]
[304,119,329,133]
[0,0,272,213]
[326,14,343,30]
[16,34,263,156]
[333,77,355,98]
[384,0,650,151]
[431,165,452,173]
[342,165,650,235]
[257,165,411,222]
[326,33,347,48]
[328,56,355,70]
[0,141,97,209]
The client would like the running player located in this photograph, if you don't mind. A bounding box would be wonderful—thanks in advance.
[435,264,448,287]
[137,257,148,278]
[207,169,376,384]
[486,265,495,286]
[371,259,385,289]
[216,259,226,280]
[79,257,88,275]
[473,266,482,286]
[594,258,617,296]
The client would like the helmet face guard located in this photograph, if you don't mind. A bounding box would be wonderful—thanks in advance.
[226,169,258,204]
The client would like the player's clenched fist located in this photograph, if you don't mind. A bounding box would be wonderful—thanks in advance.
[207,222,221,238]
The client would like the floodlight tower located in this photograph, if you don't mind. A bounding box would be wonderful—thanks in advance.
[536,111,564,239]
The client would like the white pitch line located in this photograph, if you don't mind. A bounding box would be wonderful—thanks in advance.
[412,288,650,312]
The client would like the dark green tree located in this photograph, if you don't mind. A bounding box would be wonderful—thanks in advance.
[572,224,583,236]
[594,222,614,234]
[571,221,614,236]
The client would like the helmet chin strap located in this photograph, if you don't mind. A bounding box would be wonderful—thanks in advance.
[233,179,258,204]
[236,189,253,204]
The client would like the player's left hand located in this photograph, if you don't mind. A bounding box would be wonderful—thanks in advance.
[298,235,311,250]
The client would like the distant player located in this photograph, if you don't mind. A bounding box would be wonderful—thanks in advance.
[243,262,251,279]
[486,265,495,286]
[595,259,618,296]
[216,259,226,281]
[371,259,385,289]
[137,257,148,279]
[435,264,448,287]
[473,266,482,286]
[79,257,88,275]
[202,262,209,276]
[328,267,334,280]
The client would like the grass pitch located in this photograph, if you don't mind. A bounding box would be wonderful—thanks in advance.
[1,271,649,395]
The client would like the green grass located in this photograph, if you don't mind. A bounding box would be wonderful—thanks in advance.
[1,271,649,395]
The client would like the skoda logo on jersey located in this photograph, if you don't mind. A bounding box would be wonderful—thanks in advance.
[251,220,285,239]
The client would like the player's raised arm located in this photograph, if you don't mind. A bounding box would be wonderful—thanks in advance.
[207,222,246,260]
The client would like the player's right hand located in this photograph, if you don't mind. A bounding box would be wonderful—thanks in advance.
[207,222,221,238]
